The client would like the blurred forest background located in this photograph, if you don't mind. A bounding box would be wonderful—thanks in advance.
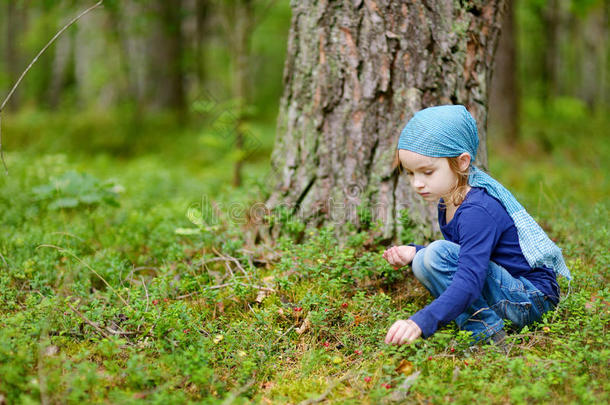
[0,1,609,403]
[1,0,607,180]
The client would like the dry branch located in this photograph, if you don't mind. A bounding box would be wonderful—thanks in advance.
[0,0,104,173]
[37,244,131,308]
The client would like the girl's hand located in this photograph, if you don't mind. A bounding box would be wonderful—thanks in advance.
[385,319,422,345]
[382,245,416,269]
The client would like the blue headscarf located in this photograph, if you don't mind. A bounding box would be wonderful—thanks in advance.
[398,105,571,280]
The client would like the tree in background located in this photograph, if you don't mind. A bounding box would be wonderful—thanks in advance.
[489,0,520,143]
[0,0,605,159]
[215,0,280,186]
[265,0,506,241]
[4,0,26,111]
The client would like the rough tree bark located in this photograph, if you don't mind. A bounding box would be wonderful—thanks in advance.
[265,0,506,242]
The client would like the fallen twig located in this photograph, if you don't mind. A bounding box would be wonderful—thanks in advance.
[175,281,276,300]
[297,372,353,405]
[38,244,131,308]
[273,325,295,345]
[212,247,252,282]
[141,275,150,314]
[66,301,111,340]
[221,378,256,405]
[105,327,136,336]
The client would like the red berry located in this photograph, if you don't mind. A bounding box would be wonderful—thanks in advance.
[341,302,348,308]
[364,376,372,383]
[450,347,455,353]
[183,329,190,334]
[152,299,159,305]
[163,298,169,303]
[383,383,392,389]
[428,356,433,361]
[464,361,469,366]
[324,308,329,312]
[294,307,303,312]
[354,350,362,355]
[323,341,330,347]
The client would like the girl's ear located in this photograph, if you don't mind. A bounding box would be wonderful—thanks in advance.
[458,152,471,171]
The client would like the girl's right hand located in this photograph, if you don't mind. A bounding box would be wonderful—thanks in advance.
[382,245,416,269]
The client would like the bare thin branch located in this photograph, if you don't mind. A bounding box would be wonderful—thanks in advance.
[248,0,280,34]
[141,275,150,313]
[0,251,8,268]
[297,372,353,405]
[0,0,104,174]
[66,301,111,339]
[211,247,253,281]
[37,244,131,308]
[175,280,275,300]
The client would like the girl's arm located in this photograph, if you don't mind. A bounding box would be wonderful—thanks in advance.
[409,205,502,338]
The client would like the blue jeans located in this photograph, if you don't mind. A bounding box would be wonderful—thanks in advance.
[412,240,556,341]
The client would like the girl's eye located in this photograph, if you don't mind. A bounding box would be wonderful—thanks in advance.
[424,171,433,175]
[406,172,414,177]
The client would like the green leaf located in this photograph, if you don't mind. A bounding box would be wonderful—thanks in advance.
[175,228,201,235]
[80,194,102,204]
[49,198,79,210]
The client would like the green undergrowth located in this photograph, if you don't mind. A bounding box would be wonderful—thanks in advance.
[0,109,608,403]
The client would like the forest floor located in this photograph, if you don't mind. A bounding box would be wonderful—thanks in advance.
[0,106,608,404]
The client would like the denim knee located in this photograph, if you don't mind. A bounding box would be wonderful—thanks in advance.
[411,248,427,282]
[423,240,459,270]
[412,240,459,282]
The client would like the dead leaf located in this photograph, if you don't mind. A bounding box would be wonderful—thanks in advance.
[395,359,414,376]
[255,289,269,303]
[261,381,275,390]
[296,314,311,335]
[44,345,59,356]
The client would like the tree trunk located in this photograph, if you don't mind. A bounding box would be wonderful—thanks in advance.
[48,33,73,110]
[231,0,254,187]
[542,0,563,100]
[4,0,25,111]
[265,0,505,242]
[489,0,519,142]
[578,4,608,110]
[149,0,186,112]
[195,0,211,91]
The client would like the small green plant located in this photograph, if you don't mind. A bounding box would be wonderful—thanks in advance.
[32,170,122,210]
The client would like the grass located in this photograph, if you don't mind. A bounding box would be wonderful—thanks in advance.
[0,106,608,404]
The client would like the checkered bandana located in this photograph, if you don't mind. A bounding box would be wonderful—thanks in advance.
[397,105,571,280]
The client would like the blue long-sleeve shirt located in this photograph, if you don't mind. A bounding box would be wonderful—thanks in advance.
[409,187,560,338]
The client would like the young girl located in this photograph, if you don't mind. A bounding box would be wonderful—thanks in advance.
[382,105,571,346]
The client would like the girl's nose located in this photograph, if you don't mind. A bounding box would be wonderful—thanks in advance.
[412,178,424,188]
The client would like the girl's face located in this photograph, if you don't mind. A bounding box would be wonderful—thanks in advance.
[398,150,458,203]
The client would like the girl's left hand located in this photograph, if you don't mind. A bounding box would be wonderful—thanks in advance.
[385,319,422,345]
[383,245,416,269]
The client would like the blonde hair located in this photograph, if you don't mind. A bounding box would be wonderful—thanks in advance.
[393,150,470,206]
